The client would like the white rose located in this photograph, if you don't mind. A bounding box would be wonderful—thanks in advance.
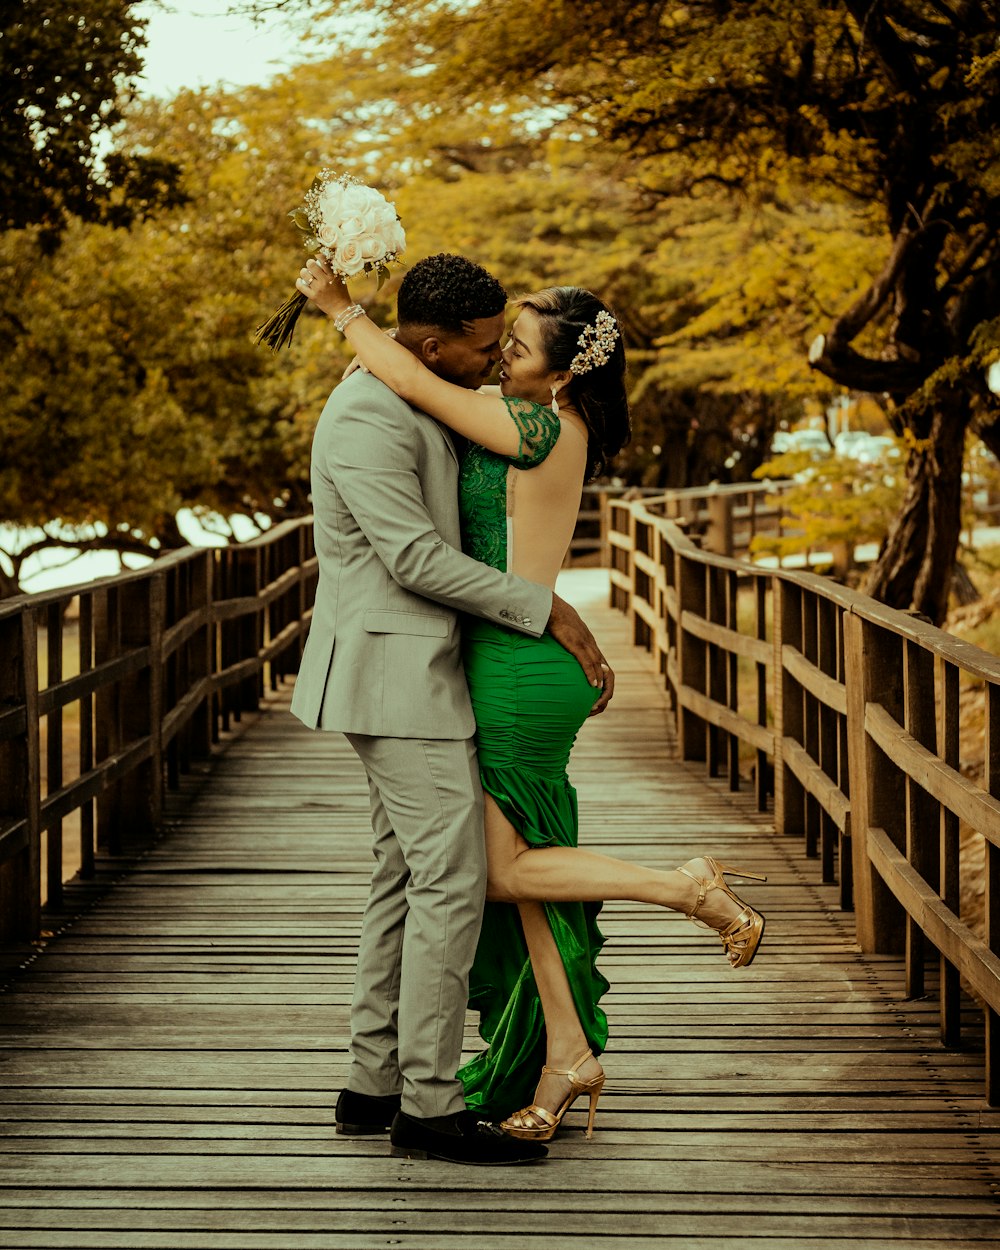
[339,215,366,241]
[356,205,384,236]
[385,220,406,254]
[371,203,397,234]
[360,235,388,264]
[339,183,373,216]
[317,182,347,223]
[335,239,364,275]
[317,221,342,248]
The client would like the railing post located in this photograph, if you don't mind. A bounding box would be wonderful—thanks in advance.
[706,564,727,779]
[843,610,906,952]
[802,592,820,860]
[191,551,214,759]
[45,602,64,909]
[725,569,739,791]
[676,552,707,762]
[755,576,771,812]
[902,640,939,998]
[705,492,734,557]
[609,502,633,614]
[938,658,961,1046]
[0,612,41,945]
[237,547,261,713]
[817,595,838,883]
[78,594,95,880]
[654,526,670,683]
[983,685,1000,1101]
[625,508,641,646]
[772,579,803,838]
[116,576,165,843]
[837,607,853,911]
[95,586,121,854]
[295,524,310,673]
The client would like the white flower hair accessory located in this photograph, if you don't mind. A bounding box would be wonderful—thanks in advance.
[569,309,619,376]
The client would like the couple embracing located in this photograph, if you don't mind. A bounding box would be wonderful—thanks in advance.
[290,252,765,1166]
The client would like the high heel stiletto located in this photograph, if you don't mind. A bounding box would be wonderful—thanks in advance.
[678,856,766,968]
[500,1049,605,1141]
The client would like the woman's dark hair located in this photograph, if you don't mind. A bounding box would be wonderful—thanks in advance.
[515,287,631,480]
[398,253,507,335]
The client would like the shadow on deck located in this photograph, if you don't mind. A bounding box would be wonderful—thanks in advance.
[0,571,997,1249]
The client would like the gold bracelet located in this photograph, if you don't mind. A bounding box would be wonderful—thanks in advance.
[333,303,366,333]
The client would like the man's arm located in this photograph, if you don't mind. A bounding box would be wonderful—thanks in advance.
[323,391,612,703]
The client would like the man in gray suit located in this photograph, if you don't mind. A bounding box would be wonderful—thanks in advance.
[291,254,610,1165]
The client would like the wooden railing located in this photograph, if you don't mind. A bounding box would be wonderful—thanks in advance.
[0,518,317,952]
[640,480,792,558]
[6,492,999,1100]
[609,496,1000,1103]
[567,481,795,567]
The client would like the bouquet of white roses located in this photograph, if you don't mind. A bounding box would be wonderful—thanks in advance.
[253,170,406,352]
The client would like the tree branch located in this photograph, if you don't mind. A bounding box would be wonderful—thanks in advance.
[807,334,929,395]
[823,224,918,346]
[843,0,924,95]
[11,531,160,569]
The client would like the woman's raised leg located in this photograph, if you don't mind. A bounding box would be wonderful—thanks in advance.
[483,787,765,983]
[483,798,604,1130]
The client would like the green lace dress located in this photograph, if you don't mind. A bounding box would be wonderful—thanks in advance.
[455,395,610,1118]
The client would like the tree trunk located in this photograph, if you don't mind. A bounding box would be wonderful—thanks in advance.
[864,389,969,625]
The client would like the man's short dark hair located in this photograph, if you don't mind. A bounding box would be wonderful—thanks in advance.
[397,253,507,335]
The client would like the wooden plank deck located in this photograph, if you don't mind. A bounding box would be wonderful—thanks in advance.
[1,569,998,1249]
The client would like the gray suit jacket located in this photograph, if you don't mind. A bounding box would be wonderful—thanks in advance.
[290,372,553,738]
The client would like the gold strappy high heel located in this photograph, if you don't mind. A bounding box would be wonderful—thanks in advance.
[678,856,766,968]
[500,1049,605,1142]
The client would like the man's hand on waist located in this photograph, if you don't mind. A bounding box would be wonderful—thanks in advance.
[546,594,615,715]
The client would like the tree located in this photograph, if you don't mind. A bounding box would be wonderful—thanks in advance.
[271,41,869,484]
[0,1,184,243]
[0,13,902,591]
[0,80,349,593]
[347,0,1000,623]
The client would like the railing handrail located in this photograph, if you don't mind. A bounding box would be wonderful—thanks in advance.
[623,497,1000,682]
[638,479,792,504]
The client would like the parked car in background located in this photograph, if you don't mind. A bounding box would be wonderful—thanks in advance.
[770,428,831,456]
[834,431,901,463]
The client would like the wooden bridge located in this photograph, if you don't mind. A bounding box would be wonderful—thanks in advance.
[1,506,999,1247]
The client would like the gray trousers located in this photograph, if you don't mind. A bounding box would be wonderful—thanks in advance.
[344,733,486,1119]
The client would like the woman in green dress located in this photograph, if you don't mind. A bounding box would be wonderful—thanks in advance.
[296,259,766,1141]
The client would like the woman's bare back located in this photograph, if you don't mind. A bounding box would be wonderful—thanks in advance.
[505,408,589,588]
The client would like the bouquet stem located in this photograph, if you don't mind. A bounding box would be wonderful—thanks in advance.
[253,290,308,352]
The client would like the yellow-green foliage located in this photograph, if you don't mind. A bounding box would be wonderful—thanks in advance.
[750,446,905,562]
[6,0,997,589]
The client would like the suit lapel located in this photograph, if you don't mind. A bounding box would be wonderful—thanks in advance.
[437,423,460,467]
[414,405,459,467]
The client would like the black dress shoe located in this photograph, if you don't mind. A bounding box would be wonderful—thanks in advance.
[335,1088,402,1136]
[389,1109,548,1165]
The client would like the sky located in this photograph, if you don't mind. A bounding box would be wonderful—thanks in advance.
[136,0,309,97]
